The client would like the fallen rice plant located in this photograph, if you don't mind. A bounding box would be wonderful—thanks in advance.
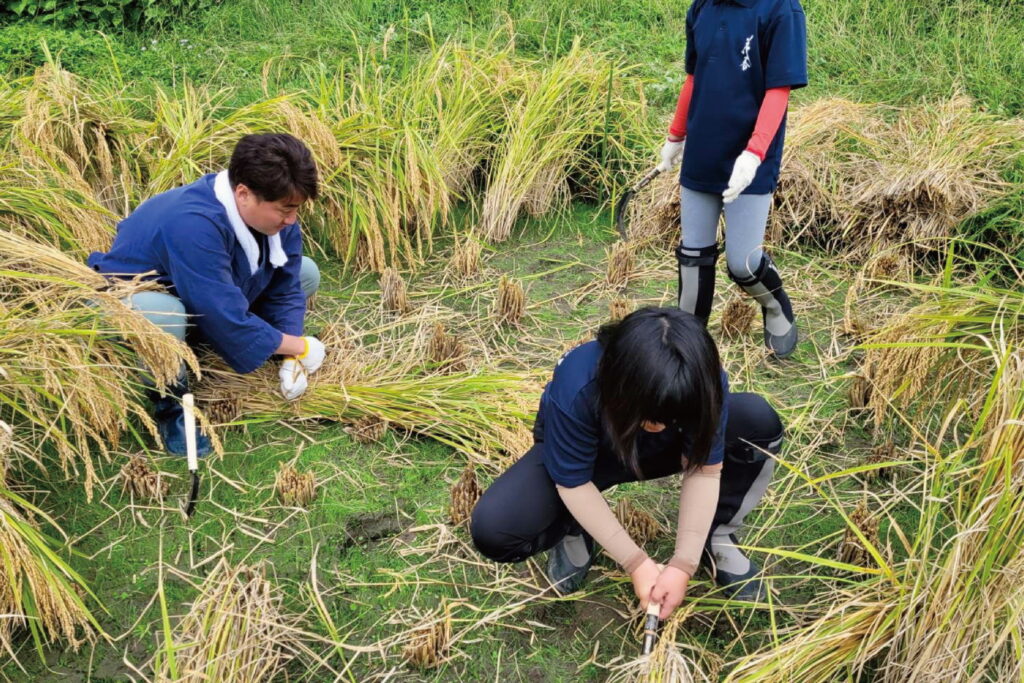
[154,560,308,682]
[0,230,202,496]
[195,323,536,468]
[0,486,100,655]
[729,348,1024,681]
[275,462,317,508]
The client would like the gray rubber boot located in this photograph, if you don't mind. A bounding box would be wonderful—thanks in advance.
[728,253,798,358]
[546,532,594,595]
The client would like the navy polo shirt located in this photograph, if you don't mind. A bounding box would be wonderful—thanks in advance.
[534,341,729,487]
[681,0,808,195]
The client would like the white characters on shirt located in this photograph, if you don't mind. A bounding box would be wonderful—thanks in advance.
[741,35,753,71]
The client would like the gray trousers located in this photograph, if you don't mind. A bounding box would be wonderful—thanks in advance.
[677,188,795,342]
[680,187,771,279]
[126,256,320,342]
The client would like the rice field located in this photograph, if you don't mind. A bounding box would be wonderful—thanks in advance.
[2,3,1024,681]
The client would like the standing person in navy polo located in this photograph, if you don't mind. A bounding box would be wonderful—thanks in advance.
[89,133,326,456]
[656,0,808,358]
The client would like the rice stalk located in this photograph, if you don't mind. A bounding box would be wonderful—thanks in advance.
[614,499,664,548]
[446,231,483,282]
[719,296,756,339]
[608,608,718,682]
[426,322,468,373]
[379,267,411,315]
[275,462,317,508]
[0,486,101,656]
[154,560,307,682]
[836,497,879,569]
[448,464,482,526]
[401,604,453,669]
[119,455,168,502]
[606,240,635,290]
[729,348,1024,682]
[494,274,525,326]
[609,297,632,322]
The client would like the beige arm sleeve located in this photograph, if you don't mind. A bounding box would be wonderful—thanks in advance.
[668,467,722,577]
[556,482,648,573]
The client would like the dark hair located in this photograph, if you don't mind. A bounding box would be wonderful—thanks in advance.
[228,133,319,202]
[596,307,723,477]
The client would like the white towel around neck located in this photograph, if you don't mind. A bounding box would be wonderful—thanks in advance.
[213,170,288,275]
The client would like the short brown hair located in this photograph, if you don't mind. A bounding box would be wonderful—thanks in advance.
[228,133,319,202]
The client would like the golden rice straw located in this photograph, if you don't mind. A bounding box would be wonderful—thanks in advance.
[494,274,526,326]
[606,240,635,290]
[155,560,307,682]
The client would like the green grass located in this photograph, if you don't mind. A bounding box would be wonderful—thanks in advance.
[2,0,1023,114]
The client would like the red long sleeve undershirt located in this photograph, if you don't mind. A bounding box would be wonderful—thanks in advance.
[667,77,791,162]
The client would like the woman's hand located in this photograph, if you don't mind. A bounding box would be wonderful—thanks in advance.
[630,557,661,608]
[650,565,691,619]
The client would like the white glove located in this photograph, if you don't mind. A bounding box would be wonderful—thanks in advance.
[656,139,685,173]
[722,150,761,204]
[295,336,326,374]
[279,358,309,401]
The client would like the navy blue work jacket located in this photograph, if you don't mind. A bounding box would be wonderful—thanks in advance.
[88,174,305,374]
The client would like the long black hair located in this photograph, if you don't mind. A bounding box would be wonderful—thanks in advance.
[596,307,723,477]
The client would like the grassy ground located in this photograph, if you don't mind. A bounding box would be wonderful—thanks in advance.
[1,202,911,681]
[2,0,1023,114]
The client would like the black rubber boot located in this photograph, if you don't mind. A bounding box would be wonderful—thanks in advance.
[546,531,595,595]
[148,371,211,458]
[676,243,720,326]
[728,253,798,358]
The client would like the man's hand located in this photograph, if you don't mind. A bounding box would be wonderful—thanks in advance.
[295,336,326,374]
[656,138,685,173]
[279,359,309,401]
[650,565,690,619]
[723,150,761,204]
[630,557,662,609]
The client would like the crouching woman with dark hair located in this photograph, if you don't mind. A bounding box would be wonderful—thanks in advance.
[471,307,782,617]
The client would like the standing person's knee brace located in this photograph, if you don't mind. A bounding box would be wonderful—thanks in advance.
[676,242,720,325]
[299,256,321,298]
[724,247,764,283]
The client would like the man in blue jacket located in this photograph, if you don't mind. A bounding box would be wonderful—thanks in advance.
[89,133,326,456]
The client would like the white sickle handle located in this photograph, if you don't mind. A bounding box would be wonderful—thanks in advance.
[182,393,198,472]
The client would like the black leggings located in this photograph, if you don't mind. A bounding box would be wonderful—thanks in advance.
[471,392,784,563]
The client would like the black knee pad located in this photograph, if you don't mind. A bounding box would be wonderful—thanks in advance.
[724,392,784,464]
[675,242,720,325]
